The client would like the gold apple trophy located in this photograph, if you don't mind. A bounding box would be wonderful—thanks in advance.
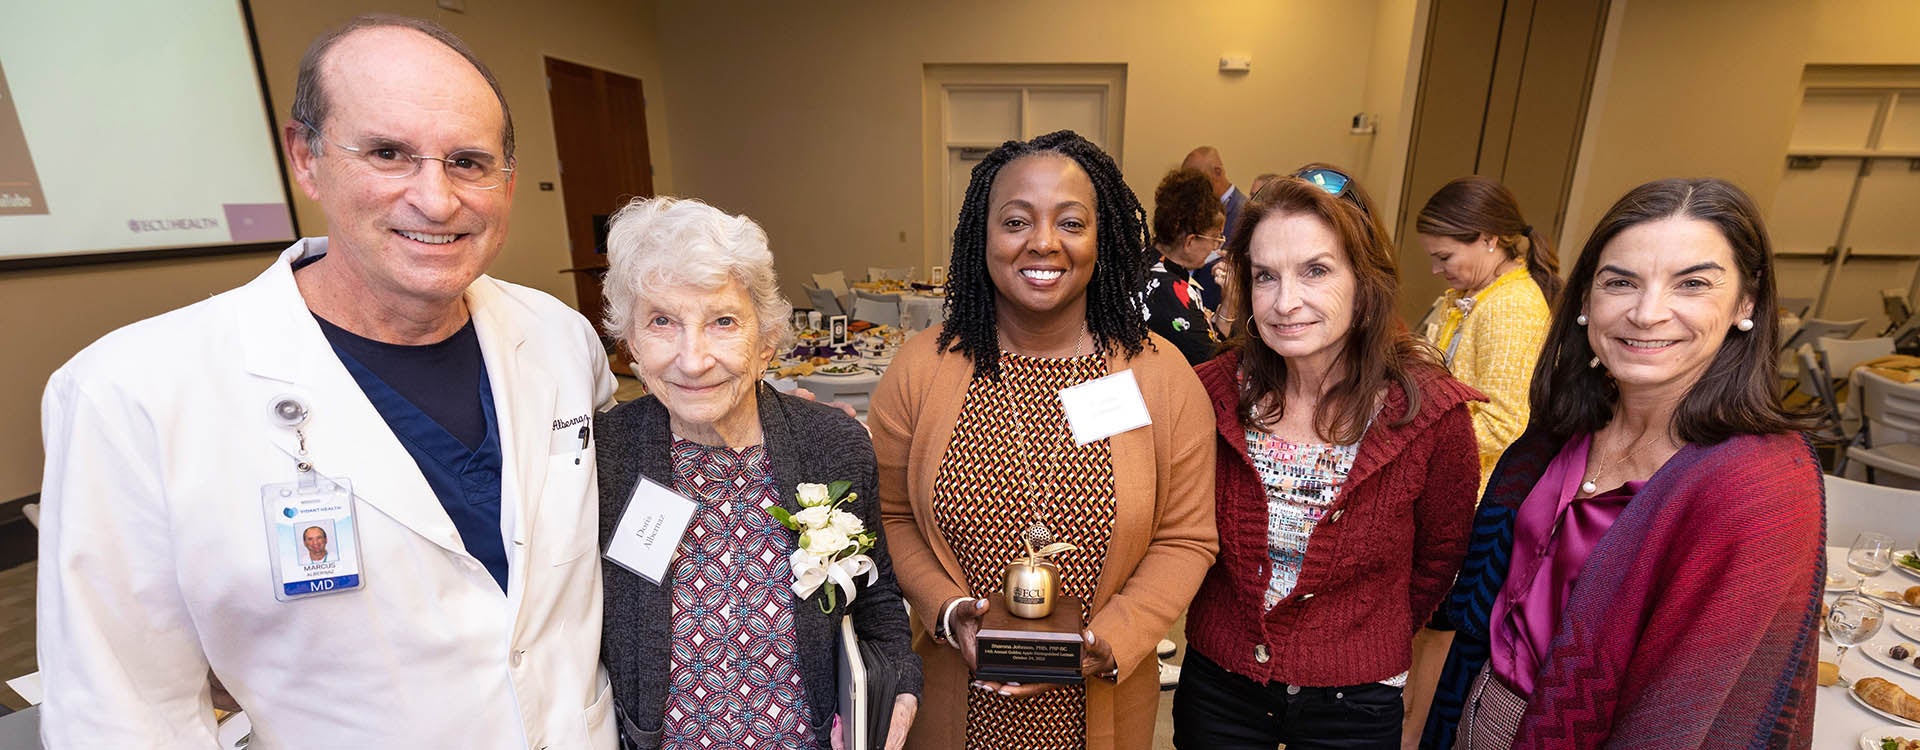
[975,538,1085,684]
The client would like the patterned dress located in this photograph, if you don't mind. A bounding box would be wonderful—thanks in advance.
[931,352,1117,750]
[662,439,814,750]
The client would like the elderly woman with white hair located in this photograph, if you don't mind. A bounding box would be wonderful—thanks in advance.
[596,196,921,750]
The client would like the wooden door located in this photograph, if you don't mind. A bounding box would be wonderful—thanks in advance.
[545,57,653,326]
[1394,0,1610,323]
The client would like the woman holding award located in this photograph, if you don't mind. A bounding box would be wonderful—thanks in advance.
[1173,166,1483,749]
[595,197,921,749]
[871,130,1218,750]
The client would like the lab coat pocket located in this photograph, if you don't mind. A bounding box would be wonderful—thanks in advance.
[544,452,597,565]
[586,672,617,748]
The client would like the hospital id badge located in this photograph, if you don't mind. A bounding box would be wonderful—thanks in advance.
[261,476,365,601]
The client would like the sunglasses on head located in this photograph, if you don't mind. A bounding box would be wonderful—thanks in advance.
[1291,167,1370,217]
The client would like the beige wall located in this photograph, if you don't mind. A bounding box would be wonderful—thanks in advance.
[1562,0,1819,262]
[0,0,671,501]
[1562,0,1920,296]
[1359,0,1430,233]
[1808,0,1920,63]
[654,0,1418,303]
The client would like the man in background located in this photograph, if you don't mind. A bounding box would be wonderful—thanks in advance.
[1182,146,1246,310]
[38,15,616,748]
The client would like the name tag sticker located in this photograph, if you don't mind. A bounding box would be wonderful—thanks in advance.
[1059,369,1152,445]
[605,476,697,584]
[261,476,365,601]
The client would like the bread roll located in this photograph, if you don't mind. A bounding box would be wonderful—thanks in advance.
[1904,585,1920,606]
[1817,661,1839,686]
[1857,677,1920,721]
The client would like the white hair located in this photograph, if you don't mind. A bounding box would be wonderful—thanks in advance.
[600,196,793,352]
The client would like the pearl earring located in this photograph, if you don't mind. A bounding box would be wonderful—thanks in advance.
[1576,313,1589,326]
[1736,318,1754,331]
[1589,356,1602,369]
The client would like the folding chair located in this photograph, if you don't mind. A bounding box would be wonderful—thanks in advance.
[1849,367,1920,485]
[851,291,901,327]
[805,285,845,317]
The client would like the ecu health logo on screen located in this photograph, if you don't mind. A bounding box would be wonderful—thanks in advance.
[0,58,48,217]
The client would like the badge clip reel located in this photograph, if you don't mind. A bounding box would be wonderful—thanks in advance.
[261,394,366,601]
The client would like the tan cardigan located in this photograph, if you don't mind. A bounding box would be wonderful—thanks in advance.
[871,329,1218,750]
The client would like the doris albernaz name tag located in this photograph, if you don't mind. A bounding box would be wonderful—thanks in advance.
[604,476,696,584]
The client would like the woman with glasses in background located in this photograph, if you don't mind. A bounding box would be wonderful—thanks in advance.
[1174,165,1483,749]
[1145,168,1230,365]
[1420,179,1821,749]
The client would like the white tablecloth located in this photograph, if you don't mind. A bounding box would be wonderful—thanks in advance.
[901,293,946,331]
[763,358,888,415]
[1817,545,1920,747]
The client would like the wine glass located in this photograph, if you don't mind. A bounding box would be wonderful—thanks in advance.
[1849,531,1897,594]
[1828,593,1885,684]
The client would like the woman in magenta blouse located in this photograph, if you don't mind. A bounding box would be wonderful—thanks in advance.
[1421,178,1823,749]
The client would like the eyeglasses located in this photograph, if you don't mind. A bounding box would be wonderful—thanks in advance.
[1292,167,1369,217]
[1191,233,1227,249]
[301,121,514,190]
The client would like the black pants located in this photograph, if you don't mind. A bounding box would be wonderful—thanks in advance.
[1172,647,1403,750]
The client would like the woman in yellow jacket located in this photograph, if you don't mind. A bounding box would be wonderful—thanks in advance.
[1416,177,1560,488]
[1403,175,1559,749]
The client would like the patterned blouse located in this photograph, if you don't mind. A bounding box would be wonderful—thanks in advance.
[1142,256,1219,366]
[931,352,1117,750]
[662,438,813,749]
[1424,267,1550,492]
[1245,426,1405,687]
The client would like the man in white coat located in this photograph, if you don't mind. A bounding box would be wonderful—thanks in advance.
[37,15,617,748]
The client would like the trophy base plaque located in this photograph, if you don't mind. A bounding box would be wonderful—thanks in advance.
[973,596,1084,684]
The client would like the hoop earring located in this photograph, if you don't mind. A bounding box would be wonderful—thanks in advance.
[1736,318,1754,331]
[1576,313,1589,326]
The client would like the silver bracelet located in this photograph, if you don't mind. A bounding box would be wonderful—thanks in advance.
[937,596,975,646]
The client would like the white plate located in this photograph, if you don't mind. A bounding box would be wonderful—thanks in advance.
[811,367,867,377]
[1898,620,1920,643]
[1868,587,1920,615]
[1862,723,1920,749]
[1835,569,1868,591]
[217,711,252,748]
[1869,642,1920,679]
[1856,689,1920,728]
[1895,550,1920,581]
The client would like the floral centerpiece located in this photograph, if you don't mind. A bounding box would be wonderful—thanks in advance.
[768,480,878,613]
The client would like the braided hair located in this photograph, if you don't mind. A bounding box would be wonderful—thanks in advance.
[938,130,1151,380]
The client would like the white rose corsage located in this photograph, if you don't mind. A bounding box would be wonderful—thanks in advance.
[768,480,878,613]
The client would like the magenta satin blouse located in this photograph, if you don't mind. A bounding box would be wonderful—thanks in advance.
[1488,433,1640,697]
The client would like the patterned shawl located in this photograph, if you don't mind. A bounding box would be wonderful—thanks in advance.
[1422,428,1824,749]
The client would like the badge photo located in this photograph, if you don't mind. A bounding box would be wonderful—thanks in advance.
[261,476,365,601]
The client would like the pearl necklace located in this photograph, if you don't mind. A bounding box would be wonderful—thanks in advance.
[1581,429,1659,496]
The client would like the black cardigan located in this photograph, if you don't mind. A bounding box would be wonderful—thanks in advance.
[597,384,922,749]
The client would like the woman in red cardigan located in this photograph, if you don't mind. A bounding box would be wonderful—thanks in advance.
[1174,166,1482,749]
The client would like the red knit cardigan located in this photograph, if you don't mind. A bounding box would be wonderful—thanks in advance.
[1185,349,1484,686]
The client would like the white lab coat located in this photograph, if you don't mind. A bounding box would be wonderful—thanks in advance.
[37,239,619,749]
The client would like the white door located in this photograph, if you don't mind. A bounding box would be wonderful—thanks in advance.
[923,64,1126,269]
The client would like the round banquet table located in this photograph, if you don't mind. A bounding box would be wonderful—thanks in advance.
[762,358,887,416]
[1818,545,1920,747]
